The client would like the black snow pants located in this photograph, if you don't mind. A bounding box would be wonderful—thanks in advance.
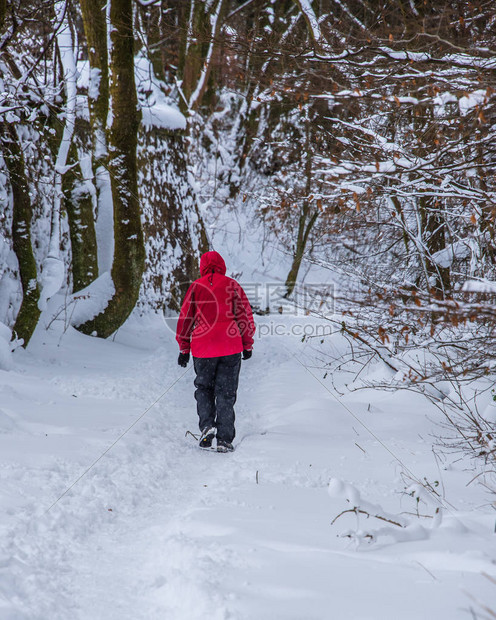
[193,353,242,443]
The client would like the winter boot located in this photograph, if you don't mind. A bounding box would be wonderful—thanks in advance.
[199,426,216,449]
[217,440,234,453]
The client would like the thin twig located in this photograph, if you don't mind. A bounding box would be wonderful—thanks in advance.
[331,507,404,528]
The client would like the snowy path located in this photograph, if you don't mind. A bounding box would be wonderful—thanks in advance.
[1,316,495,619]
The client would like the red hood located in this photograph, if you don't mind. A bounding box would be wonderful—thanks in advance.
[200,251,226,277]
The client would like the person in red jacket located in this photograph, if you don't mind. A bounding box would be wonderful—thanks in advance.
[176,251,255,452]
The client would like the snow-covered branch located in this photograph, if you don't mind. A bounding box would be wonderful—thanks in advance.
[296,0,326,49]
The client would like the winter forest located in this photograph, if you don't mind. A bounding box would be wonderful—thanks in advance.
[1,1,496,618]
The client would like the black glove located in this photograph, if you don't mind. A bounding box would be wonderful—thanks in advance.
[242,349,252,360]
[178,352,190,367]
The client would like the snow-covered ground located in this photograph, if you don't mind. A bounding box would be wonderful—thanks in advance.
[1,311,495,619]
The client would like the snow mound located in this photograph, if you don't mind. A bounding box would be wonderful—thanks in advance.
[135,54,186,131]
[59,271,115,328]
[432,240,471,268]
[328,477,445,546]
[0,321,13,370]
[141,104,186,131]
[39,256,65,311]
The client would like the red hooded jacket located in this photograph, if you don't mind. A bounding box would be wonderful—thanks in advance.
[176,251,256,358]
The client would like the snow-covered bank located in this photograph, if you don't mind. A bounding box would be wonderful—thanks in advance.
[0,314,495,619]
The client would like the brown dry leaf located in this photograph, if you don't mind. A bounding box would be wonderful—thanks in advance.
[353,192,360,212]
[378,326,389,344]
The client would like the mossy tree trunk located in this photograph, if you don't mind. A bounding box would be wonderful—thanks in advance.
[78,0,145,337]
[79,0,109,171]
[1,122,41,346]
[63,118,99,292]
[80,0,113,274]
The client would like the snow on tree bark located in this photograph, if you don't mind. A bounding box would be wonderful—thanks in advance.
[63,118,99,292]
[38,0,78,311]
[137,124,208,311]
[295,0,324,50]
[79,0,114,274]
[1,122,40,347]
[78,0,145,338]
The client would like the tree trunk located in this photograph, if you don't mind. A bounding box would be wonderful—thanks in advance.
[131,1,210,310]
[1,122,41,346]
[284,208,319,298]
[285,119,318,297]
[79,0,113,274]
[79,0,109,170]
[138,125,208,311]
[178,0,226,114]
[137,3,164,81]
[419,195,451,295]
[63,118,99,292]
[78,0,145,337]
[0,0,6,32]
[413,103,451,296]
